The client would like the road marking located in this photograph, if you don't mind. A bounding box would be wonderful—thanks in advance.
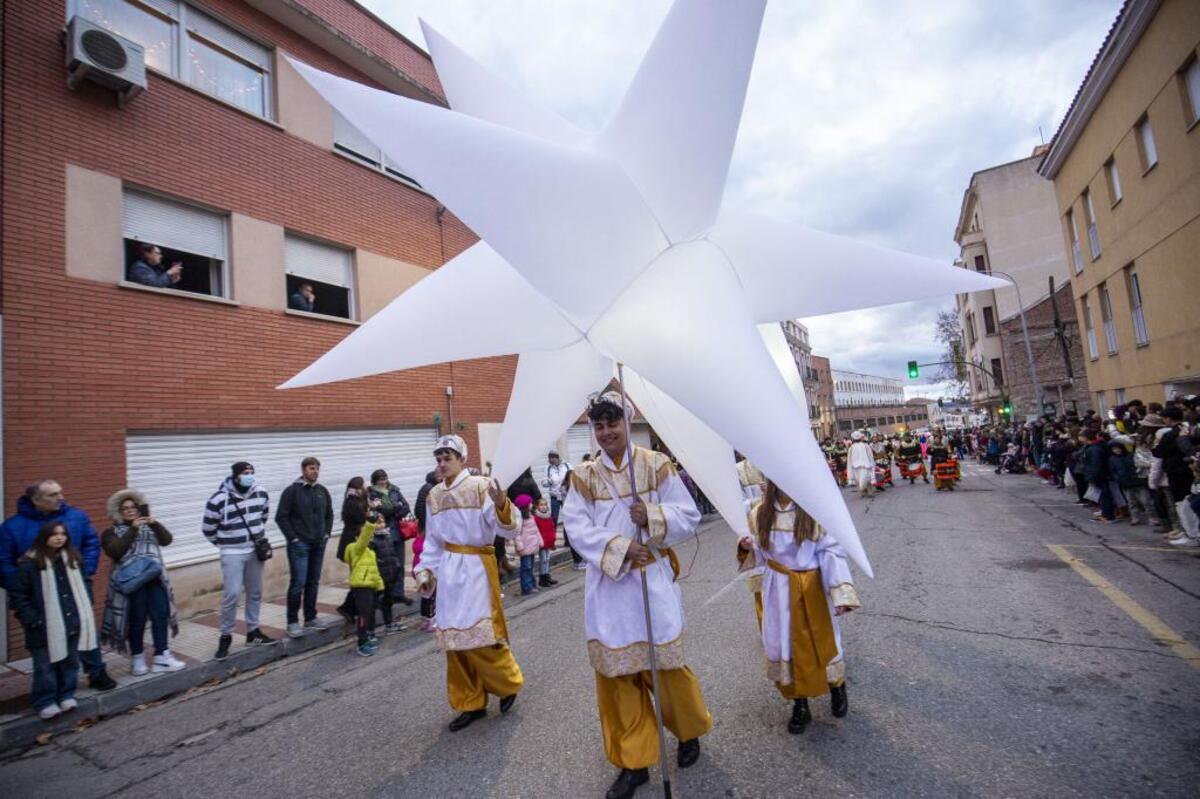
[703,571,750,606]
[1048,543,1189,553]
[1045,544,1200,671]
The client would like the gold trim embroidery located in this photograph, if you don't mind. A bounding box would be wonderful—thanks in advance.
[830,583,861,609]
[436,617,498,651]
[601,535,632,580]
[647,504,668,545]
[765,658,845,687]
[587,635,687,677]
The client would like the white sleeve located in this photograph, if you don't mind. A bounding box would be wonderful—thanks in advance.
[562,474,634,581]
[815,531,859,608]
[645,467,702,548]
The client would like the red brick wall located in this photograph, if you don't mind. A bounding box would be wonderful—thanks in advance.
[1,1,508,658]
[998,282,1092,418]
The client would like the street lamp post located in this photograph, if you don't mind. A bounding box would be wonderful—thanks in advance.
[985,269,1044,419]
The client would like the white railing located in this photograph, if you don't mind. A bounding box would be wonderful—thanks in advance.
[1088,224,1101,259]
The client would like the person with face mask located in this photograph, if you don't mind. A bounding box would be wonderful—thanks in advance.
[202,461,277,660]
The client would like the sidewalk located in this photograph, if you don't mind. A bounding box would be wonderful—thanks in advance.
[0,546,579,753]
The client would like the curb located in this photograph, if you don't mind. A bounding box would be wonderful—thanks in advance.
[0,547,579,755]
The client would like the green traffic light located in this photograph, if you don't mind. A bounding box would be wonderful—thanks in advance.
[907,360,919,379]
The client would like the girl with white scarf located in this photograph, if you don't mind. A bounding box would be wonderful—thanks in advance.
[9,521,98,720]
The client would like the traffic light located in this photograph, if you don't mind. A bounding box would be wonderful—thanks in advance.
[999,401,1012,416]
[907,360,919,379]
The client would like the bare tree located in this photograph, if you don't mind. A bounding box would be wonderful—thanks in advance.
[933,309,968,396]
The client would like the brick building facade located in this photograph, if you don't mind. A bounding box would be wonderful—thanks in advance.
[0,1,518,660]
[810,355,836,439]
[997,281,1092,420]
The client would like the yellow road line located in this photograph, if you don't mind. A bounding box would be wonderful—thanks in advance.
[1049,543,1186,553]
[1045,544,1200,670]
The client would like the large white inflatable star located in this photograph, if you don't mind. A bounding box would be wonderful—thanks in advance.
[281,0,1005,576]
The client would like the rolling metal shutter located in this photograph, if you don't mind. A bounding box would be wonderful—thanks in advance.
[126,427,437,567]
[567,425,596,465]
[122,189,227,261]
[285,234,352,288]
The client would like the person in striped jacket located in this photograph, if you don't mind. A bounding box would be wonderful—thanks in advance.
[202,461,278,660]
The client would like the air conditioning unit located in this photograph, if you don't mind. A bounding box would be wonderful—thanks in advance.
[65,15,147,107]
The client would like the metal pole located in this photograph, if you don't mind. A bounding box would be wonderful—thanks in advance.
[990,271,1044,419]
[616,363,672,799]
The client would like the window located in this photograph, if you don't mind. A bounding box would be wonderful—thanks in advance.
[990,358,1004,388]
[965,311,977,347]
[1180,56,1200,126]
[1066,210,1083,273]
[1083,190,1100,259]
[1105,158,1122,205]
[333,111,423,189]
[973,255,987,273]
[1096,391,1108,417]
[122,188,228,297]
[1135,115,1158,171]
[1115,388,1126,406]
[1126,266,1149,345]
[73,1,273,120]
[285,234,355,320]
[983,306,996,335]
[1099,284,1118,355]
[1081,297,1099,360]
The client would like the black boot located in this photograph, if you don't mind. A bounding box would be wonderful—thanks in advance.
[546,573,559,585]
[830,683,848,718]
[214,634,232,661]
[448,709,486,732]
[787,698,812,734]
[677,737,700,768]
[606,768,649,799]
[538,574,551,588]
[500,694,517,714]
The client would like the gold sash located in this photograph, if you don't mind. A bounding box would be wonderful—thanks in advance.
[445,542,508,644]
[644,546,680,581]
[765,558,838,695]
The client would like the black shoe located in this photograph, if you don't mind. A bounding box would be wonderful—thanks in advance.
[246,628,277,646]
[830,683,848,717]
[500,694,517,714]
[538,574,551,588]
[788,698,812,734]
[546,574,558,585]
[448,709,486,732]
[606,768,649,799]
[215,634,232,661]
[677,737,700,768]
[88,670,117,692]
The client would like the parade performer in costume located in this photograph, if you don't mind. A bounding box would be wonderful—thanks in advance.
[897,433,928,484]
[737,479,859,733]
[846,432,876,497]
[415,435,524,732]
[929,434,957,491]
[831,438,849,487]
[736,455,766,505]
[562,392,712,799]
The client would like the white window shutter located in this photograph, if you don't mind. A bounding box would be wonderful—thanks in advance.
[285,234,352,287]
[122,189,227,260]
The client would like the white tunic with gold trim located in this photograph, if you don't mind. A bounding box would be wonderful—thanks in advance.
[416,470,518,651]
[562,447,701,677]
[741,502,861,684]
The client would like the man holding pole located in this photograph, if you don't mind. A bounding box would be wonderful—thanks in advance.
[562,391,711,799]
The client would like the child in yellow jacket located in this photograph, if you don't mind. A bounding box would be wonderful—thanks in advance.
[344,515,385,657]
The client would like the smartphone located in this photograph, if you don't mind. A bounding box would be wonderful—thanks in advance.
[137,503,150,517]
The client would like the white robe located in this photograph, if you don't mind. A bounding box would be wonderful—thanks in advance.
[562,446,701,677]
[847,441,875,489]
[741,503,859,684]
[416,469,518,651]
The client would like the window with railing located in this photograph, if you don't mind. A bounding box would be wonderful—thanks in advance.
[1099,284,1118,355]
[1136,115,1158,172]
[1066,210,1083,273]
[1082,297,1099,360]
[1125,266,1149,345]
[990,358,1004,388]
[1083,189,1100,259]
[74,0,274,120]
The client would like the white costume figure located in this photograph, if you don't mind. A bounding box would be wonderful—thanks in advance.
[846,433,876,497]
[736,458,766,505]
[562,392,711,787]
[416,435,523,731]
[738,491,860,732]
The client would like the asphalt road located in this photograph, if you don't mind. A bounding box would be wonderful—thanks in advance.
[2,462,1198,798]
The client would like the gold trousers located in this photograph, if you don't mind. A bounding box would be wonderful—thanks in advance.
[446,644,524,712]
[595,667,713,770]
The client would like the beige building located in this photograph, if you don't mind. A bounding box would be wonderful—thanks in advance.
[1038,0,1200,409]
[954,148,1091,419]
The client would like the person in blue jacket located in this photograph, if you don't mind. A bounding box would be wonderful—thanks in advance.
[0,480,117,691]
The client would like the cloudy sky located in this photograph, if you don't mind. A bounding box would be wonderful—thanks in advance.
[364,0,1119,392]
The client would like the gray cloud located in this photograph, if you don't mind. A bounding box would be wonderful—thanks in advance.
[365,0,1118,383]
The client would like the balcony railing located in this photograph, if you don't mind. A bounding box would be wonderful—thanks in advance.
[1088,224,1101,259]
[1071,241,1083,273]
